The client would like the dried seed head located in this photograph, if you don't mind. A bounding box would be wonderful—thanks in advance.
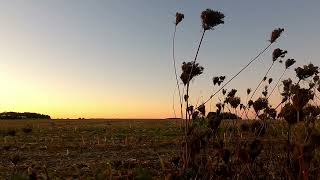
[309,82,315,89]
[266,107,277,119]
[313,75,319,82]
[184,94,189,101]
[270,28,284,43]
[263,76,267,81]
[192,111,199,120]
[295,63,319,80]
[292,87,314,111]
[227,96,241,109]
[262,90,268,97]
[239,103,244,110]
[175,12,184,26]
[222,89,227,95]
[304,104,320,118]
[180,61,204,85]
[201,9,225,31]
[216,103,222,111]
[247,88,251,95]
[187,105,194,114]
[248,100,254,108]
[213,76,220,85]
[252,97,269,113]
[279,103,304,124]
[198,104,206,115]
[268,78,273,84]
[227,89,237,98]
[272,48,287,61]
[285,58,296,69]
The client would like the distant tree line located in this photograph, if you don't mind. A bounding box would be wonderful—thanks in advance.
[0,112,51,120]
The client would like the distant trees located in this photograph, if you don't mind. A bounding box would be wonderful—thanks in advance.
[0,112,51,120]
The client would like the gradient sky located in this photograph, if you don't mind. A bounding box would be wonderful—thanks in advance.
[0,0,319,119]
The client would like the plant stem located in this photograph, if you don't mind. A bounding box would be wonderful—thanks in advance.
[267,68,287,100]
[244,61,275,118]
[172,25,183,120]
[251,61,275,101]
[197,42,273,110]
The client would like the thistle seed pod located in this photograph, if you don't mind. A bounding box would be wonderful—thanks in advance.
[247,88,251,95]
[175,12,184,26]
[213,76,220,85]
[227,89,237,98]
[201,9,225,31]
[285,59,296,69]
[198,104,206,115]
[222,89,227,95]
[313,75,319,82]
[272,48,287,61]
[270,28,284,43]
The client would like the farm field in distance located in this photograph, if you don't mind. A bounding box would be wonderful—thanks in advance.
[0,119,182,179]
[1,119,319,179]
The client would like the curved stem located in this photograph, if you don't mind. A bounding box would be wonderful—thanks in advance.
[172,25,183,119]
[185,30,206,121]
[250,61,275,101]
[244,61,275,118]
[267,68,287,100]
[197,42,273,109]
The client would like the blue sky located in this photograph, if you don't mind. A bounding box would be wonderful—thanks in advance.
[0,0,319,118]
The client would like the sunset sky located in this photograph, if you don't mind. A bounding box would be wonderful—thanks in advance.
[0,1,319,119]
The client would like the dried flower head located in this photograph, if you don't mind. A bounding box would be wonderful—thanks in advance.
[304,105,320,118]
[247,88,251,95]
[184,94,189,101]
[248,100,254,108]
[227,96,241,109]
[279,103,304,124]
[309,82,315,89]
[201,9,225,31]
[281,78,293,96]
[227,89,237,98]
[313,75,319,82]
[268,78,273,84]
[213,76,226,86]
[216,103,222,111]
[285,58,296,69]
[192,111,199,120]
[295,63,319,80]
[180,61,204,85]
[187,105,194,114]
[292,87,314,111]
[213,76,220,85]
[175,12,184,26]
[270,28,284,43]
[262,89,268,97]
[272,48,287,61]
[198,104,206,115]
[253,97,269,114]
[263,76,267,81]
[265,107,277,119]
[222,89,227,95]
